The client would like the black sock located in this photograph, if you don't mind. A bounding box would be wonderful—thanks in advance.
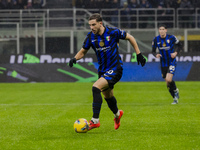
[167,80,177,98]
[105,96,118,114]
[92,86,102,118]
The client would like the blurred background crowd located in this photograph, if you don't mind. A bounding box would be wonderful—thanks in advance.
[0,0,199,55]
[0,0,44,9]
[0,0,199,10]
[0,0,199,30]
[72,0,200,10]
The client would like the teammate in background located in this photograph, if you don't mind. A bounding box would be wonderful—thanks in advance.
[69,13,146,130]
[152,24,182,104]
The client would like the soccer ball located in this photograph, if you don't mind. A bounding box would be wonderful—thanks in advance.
[74,118,89,133]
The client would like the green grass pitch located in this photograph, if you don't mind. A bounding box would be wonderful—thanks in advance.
[0,81,200,150]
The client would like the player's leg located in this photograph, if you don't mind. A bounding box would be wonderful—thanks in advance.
[165,73,175,97]
[102,67,123,129]
[101,67,123,118]
[88,77,109,130]
[102,88,123,130]
[89,67,123,130]
[103,88,119,117]
[92,77,109,120]
[161,67,173,96]
[165,73,179,104]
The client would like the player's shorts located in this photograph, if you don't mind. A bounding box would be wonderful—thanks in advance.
[161,64,176,79]
[98,66,123,89]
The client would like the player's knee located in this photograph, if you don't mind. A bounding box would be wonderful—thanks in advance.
[165,78,172,84]
[92,86,101,94]
[103,93,113,99]
[167,80,175,89]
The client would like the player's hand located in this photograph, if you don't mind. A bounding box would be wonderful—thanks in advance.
[137,53,146,67]
[171,52,177,59]
[69,58,76,67]
[156,54,162,58]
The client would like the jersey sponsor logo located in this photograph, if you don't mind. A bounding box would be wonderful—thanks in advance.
[96,46,111,51]
[159,46,170,50]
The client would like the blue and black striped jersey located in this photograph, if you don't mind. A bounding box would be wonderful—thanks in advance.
[152,34,179,67]
[82,26,126,73]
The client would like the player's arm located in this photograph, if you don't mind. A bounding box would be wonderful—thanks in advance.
[174,41,182,54]
[74,48,88,60]
[125,33,140,54]
[171,36,182,58]
[69,48,88,67]
[125,33,146,67]
[152,38,161,58]
[152,46,157,57]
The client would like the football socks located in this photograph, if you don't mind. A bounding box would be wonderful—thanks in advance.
[105,96,118,115]
[167,80,177,98]
[92,86,102,118]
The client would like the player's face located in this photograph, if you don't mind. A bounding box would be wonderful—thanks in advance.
[159,27,167,38]
[89,19,102,34]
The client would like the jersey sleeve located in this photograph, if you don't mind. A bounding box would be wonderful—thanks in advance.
[172,35,182,53]
[152,37,157,57]
[171,35,179,44]
[152,37,157,48]
[117,28,127,39]
[82,33,91,50]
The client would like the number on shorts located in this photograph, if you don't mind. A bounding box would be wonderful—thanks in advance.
[169,65,175,73]
[107,70,114,74]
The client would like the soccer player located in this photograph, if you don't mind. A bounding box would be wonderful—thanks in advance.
[152,24,182,104]
[69,13,146,130]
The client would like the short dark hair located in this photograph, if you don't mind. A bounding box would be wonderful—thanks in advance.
[89,13,103,22]
[158,24,167,29]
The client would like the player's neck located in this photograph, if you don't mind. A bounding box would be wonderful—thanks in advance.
[99,26,105,36]
[160,34,166,38]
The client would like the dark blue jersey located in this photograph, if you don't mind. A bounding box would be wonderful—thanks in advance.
[152,34,179,67]
[82,26,126,73]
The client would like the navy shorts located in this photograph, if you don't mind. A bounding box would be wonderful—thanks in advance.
[98,66,123,89]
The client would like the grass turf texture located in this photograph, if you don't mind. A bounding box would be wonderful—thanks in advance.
[0,82,199,150]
